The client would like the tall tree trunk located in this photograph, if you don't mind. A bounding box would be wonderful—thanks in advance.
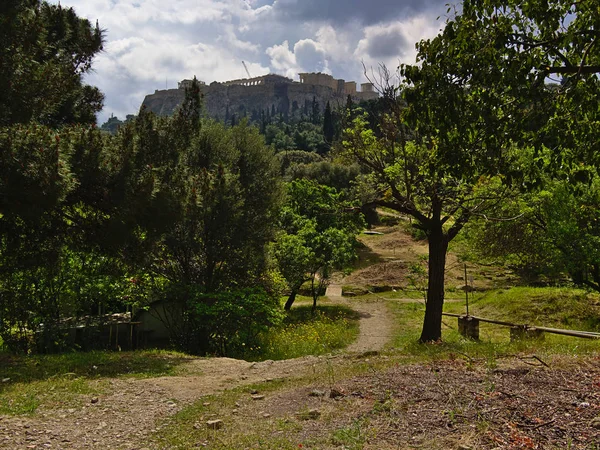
[420,222,448,342]
[284,290,297,310]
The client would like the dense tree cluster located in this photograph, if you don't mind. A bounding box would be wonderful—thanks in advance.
[4,0,599,353]
[0,80,287,354]
[0,2,364,354]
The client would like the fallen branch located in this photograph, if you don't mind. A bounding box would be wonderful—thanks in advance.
[519,418,556,430]
[519,355,550,368]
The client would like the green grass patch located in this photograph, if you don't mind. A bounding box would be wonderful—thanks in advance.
[0,349,192,415]
[445,286,600,331]
[331,418,369,449]
[247,304,360,361]
[0,376,100,415]
[386,287,600,365]
[0,349,192,385]
[153,380,306,449]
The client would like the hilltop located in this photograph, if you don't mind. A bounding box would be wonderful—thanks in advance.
[140,72,378,120]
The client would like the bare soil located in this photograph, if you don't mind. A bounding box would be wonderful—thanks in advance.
[231,356,600,449]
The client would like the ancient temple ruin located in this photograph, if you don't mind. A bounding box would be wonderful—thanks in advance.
[141,72,379,119]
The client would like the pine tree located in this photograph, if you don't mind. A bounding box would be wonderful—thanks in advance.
[323,101,334,146]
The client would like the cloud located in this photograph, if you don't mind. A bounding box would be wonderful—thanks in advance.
[356,17,442,71]
[266,38,330,79]
[359,23,410,59]
[294,39,329,74]
[266,40,298,77]
[53,0,448,124]
[267,0,447,25]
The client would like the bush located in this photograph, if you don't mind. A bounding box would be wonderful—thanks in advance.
[157,285,284,356]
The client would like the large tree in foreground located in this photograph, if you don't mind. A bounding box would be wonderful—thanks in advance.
[344,0,599,342]
[0,0,104,126]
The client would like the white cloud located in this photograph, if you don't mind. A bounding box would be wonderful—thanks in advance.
[49,0,447,123]
[266,40,298,78]
[356,17,442,73]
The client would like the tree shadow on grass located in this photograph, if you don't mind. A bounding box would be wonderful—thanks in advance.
[0,349,194,389]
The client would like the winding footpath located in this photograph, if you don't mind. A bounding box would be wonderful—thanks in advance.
[0,291,396,449]
[325,284,394,353]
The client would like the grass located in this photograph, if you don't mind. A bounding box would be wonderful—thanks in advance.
[151,357,389,450]
[447,286,600,331]
[0,375,100,415]
[153,382,306,449]
[247,304,361,361]
[384,286,600,365]
[150,285,600,450]
[0,349,192,415]
[331,418,369,450]
[0,302,360,416]
[0,349,192,384]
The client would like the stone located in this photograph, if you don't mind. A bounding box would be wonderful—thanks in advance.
[309,390,326,397]
[306,409,321,419]
[251,394,265,400]
[329,387,345,399]
[206,420,223,430]
[250,389,259,395]
[262,413,271,418]
[590,417,600,429]
[202,402,210,407]
[458,316,479,340]
[90,397,99,404]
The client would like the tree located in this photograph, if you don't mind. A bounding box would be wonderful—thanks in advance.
[273,180,363,311]
[0,0,104,126]
[344,115,513,341]
[311,96,320,125]
[343,0,600,342]
[323,101,334,146]
[467,177,600,292]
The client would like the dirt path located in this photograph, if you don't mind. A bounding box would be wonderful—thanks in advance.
[325,284,394,353]
[0,289,396,449]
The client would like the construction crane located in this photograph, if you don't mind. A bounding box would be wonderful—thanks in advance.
[242,61,252,79]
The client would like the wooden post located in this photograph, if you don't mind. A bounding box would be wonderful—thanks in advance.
[464,264,469,316]
[458,315,479,340]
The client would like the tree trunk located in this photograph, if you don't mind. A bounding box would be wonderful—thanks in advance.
[420,222,449,342]
[284,290,297,310]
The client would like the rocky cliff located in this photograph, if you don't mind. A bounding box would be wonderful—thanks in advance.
[140,76,378,120]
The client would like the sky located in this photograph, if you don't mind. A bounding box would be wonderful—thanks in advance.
[53,0,452,124]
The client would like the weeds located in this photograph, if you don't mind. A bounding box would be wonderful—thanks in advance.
[331,418,368,449]
[246,304,360,361]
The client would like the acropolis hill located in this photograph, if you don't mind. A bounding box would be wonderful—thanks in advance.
[140,72,379,120]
